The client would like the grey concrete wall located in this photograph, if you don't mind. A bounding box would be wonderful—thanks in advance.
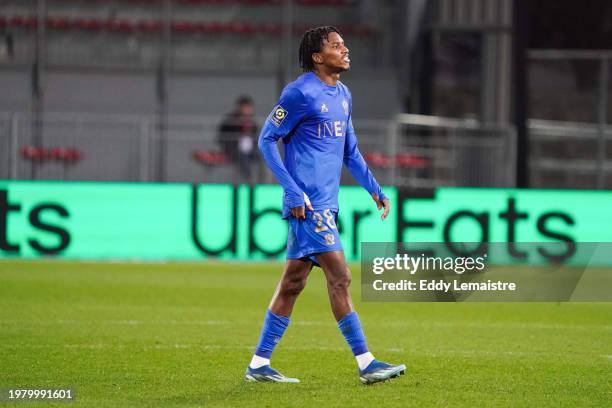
[45,71,157,114]
[0,69,31,112]
[0,69,400,120]
[168,74,279,118]
[343,72,401,120]
[0,68,400,182]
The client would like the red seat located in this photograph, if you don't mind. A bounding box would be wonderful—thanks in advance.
[172,20,197,33]
[395,153,428,169]
[50,147,83,162]
[228,21,253,34]
[293,22,311,34]
[298,0,347,5]
[353,24,376,37]
[137,20,162,33]
[258,22,281,35]
[187,0,224,4]
[243,0,278,5]
[336,24,350,34]
[48,147,66,160]
[364,152,392,167]
[20,146,46,161]
[21,146,84,163]
[73,18,104,31]
[201,22,225,34]
[192,150,228,166]
[46,17,71,30]
[0,16,7,29]
[62,147,84,163]
[10,15,37,29]
[107,19,134,32]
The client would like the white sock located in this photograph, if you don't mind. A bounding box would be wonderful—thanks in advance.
[355,351,375,370]
[249,354,270,369]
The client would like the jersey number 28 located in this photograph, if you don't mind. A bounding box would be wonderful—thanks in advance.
[313,209,337,233]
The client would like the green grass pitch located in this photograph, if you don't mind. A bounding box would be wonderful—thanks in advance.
[0,260,610,407]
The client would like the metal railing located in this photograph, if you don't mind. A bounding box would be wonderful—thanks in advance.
[0,112,264,183]
[528,49,611,189]
[529,119,612,189]
[389,114,516,188]
[0,112,396,185]
[1,111,520,189]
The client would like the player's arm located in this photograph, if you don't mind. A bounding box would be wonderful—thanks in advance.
[343,118,390,220]
[258,87,312,219]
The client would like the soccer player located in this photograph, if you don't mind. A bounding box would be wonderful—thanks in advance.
[245,26,406,385]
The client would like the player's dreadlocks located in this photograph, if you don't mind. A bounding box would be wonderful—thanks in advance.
[298,26,342,72]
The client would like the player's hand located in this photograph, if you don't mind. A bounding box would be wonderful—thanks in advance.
[371,193,390,221]
[291,194,314,220]
[291,205,306,219]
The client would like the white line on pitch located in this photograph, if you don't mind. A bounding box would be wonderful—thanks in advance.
[1,319,610,331]
[1,344,609,360]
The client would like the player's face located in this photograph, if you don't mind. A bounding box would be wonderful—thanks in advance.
[317,32,350,72]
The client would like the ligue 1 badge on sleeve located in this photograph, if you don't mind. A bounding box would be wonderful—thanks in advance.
[270,105,288,127]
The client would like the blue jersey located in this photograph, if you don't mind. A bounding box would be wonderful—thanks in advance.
[259,71,386,219]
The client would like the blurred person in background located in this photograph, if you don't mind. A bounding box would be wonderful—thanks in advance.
[217,95,258,182]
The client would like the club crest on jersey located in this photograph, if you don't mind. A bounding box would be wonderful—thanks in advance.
[342,100,349,115]
[321,103,329,113]
[269,105,288,127]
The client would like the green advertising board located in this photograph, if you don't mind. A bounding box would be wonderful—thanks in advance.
[0,181,394,261]
[0,181,610,262]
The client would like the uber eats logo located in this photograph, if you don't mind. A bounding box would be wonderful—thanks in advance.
[0,183,605,263]
[397,191,577,263]
[190,184,386,259]
[0,189,70,255]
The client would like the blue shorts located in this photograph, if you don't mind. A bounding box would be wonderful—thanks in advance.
[286,208,343,265]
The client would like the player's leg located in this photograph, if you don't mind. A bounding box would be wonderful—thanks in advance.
[316,251,369,361]
[316,251,406,384]
[269,258,313,316]
[316,250,353,320]
[245,258,313,383]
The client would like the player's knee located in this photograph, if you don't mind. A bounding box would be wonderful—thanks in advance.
[328,269,351,292]
[281,276,307,297]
